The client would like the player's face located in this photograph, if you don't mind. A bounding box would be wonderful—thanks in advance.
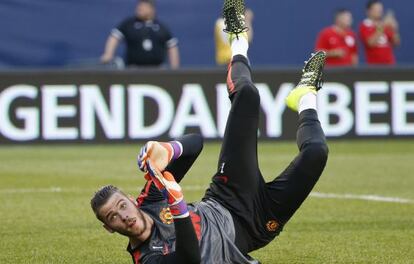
[136,2,155,21]
[98,192,149,239]
[368,3,384,20]
[337,12,352,28]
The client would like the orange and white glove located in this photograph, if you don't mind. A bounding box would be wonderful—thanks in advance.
[137,141,182,173]
[146,159,188,219]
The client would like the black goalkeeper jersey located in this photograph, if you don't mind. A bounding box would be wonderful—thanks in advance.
[127,183,259,264]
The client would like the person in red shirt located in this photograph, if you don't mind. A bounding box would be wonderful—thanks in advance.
[315,9,358,67]
[359,0,401,65]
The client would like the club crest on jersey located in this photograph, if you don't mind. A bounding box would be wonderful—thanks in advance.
[159,207,173,225]
[266,220,279,232]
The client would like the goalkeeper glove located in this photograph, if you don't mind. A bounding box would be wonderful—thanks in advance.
[137,141,182,173]
[146,159,188,219]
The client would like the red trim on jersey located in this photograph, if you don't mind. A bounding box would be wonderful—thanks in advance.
[227,63,235,93]
[133,250,141,264]
[136,180,152,206]
[190,211,202,241]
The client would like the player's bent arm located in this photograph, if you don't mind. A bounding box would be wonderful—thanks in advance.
[101,35,120,63]
[143,164,201,264]
[366,28,384,48]
[168,46,180,69]
[172,217,200,264]
[140,217,200,264]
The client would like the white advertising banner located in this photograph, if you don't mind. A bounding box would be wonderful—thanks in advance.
[0,69,413,143]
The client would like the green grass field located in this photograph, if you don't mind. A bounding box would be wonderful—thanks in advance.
[1,140,413,264]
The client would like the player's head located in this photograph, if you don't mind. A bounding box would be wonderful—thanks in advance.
[91,185,151,240]
[334,9,352,29]
[136,0,156,21]
[366,0,383,20]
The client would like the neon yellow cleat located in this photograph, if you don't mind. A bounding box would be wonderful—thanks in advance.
[286,87,317,112]
[286,51,327,112]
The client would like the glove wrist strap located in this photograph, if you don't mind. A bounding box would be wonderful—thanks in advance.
[170,141,183,160]
[169,199,189,219]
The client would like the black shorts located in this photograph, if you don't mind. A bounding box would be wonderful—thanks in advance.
[203,55,329,254]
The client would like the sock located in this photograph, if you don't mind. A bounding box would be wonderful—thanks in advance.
[298,92,317,114]
[231,36,249,58]
[169,141,183,160]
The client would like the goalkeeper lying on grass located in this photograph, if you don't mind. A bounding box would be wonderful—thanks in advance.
[90,1,328,263]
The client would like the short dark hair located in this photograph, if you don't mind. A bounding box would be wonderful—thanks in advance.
[366,0,381,10]
[335,8,350,19]
[139,0,155,6]
[91,185,123,221]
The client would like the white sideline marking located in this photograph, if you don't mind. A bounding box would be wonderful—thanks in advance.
[0,187,413,204]
[310,192,414,204]
[0,187,63,194]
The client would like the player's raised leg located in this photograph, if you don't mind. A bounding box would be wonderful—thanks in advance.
[203,0,265,254]
[205,0,262,200]
[264,51,329,233]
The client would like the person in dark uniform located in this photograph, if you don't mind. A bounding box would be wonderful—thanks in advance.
[91,1,328,263]
[101,0,180,69]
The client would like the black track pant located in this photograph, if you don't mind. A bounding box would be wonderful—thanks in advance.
[203,55,329,254]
